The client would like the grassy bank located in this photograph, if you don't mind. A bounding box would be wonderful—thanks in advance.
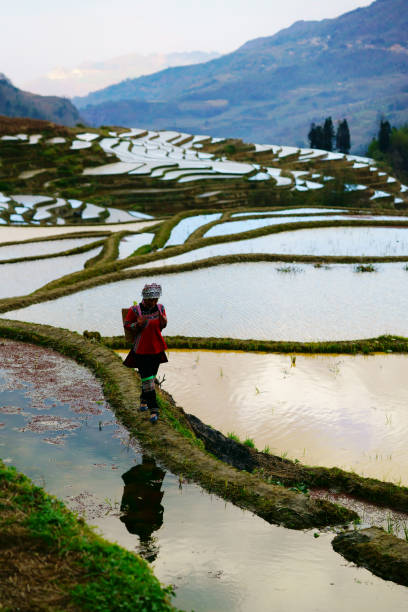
[0,319,357,530]
[104,333,408,355]
[0,460,176,611]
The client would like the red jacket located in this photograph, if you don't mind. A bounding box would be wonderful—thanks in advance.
[124,303,167,354]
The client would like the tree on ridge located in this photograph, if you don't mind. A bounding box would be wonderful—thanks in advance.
[336,119,351,154]
[323,117,335,152]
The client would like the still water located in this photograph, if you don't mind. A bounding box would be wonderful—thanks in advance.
[152,350,408,485]
[0,247,101,299]
[204,216,408,238]
[5,262,408,341]
[1,340,407,611]
[135,226,408,267]
[0,237,99,261]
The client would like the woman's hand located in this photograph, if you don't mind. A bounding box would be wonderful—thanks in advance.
[158,306,167,329]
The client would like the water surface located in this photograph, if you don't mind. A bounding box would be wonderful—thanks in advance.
[205,216,408,238]
[0,247,101,299]
[136,227,408,268]
[153,350,408,485]
[5,262,408,341]
[165,214,222,246]
[1,340,407,611]
[0,237,99,261]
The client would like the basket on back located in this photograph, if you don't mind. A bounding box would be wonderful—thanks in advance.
[122,307,136,345]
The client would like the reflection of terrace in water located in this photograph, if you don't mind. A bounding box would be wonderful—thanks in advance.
[2,125,408,606]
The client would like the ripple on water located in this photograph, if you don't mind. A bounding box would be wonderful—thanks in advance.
[145,350,408,486]
[1,340,408,610]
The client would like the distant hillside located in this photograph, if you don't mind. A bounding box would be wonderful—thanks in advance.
[76,0,408,152]
[23,51,220,98]
[0,74,81,126]
[0,114,71,135]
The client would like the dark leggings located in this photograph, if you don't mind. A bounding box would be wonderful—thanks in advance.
[138,362,160,413]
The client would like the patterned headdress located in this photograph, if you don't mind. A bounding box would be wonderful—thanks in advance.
[142,283,162,299]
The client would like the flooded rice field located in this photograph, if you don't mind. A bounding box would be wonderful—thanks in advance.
[118,233,154,259]
[1,340,408,611]
[231,208,347,216]
[6,262,408,341]
[0,246,101,299]
[0,236,99,261]
[0,220,156,244]
[151,350,408,485]
[165,213,222,246]
[136,227,408,268]
[204,216,408,237]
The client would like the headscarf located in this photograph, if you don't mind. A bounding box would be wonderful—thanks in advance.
[142,283,162,299]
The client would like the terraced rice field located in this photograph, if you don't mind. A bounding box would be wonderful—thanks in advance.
[1,340,408,612]
[5,262,408,340]
[1,122,408,610]
[157,350,408,485]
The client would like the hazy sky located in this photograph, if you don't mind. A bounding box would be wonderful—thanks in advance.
[2,0,373,85]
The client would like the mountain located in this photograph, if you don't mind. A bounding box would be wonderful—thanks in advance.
[76,0,408,152]
[0,74,81,126]
[22,51,220,98]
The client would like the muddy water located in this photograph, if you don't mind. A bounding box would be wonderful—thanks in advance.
[142,350,408,486]
[6,262,408,341]
[2,340,408,610]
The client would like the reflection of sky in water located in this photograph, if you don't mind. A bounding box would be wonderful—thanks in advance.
[165,213,222,246]
[205,216,408,237]
[231,208,345,216]
[5,262,408,341]
[2,366,408,611]
[135,227,408,266]
[118,233,154,259]
[0,247,101,299]
[0,237,98,261]
[155,350,408,485]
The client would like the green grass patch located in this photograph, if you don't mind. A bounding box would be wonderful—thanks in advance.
[227,431,241,443]
[354,263,377,273]
[0,461,176,611]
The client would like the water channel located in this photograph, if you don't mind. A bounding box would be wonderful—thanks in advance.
[1,340,408,611]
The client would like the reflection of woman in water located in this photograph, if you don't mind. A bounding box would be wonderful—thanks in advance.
[120,455,165,563]
[123,283,167,424]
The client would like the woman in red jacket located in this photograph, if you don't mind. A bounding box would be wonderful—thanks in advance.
[124,283,167,423]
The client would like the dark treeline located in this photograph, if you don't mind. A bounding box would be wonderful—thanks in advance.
[308,117,350,154]
[367,119,408,183]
